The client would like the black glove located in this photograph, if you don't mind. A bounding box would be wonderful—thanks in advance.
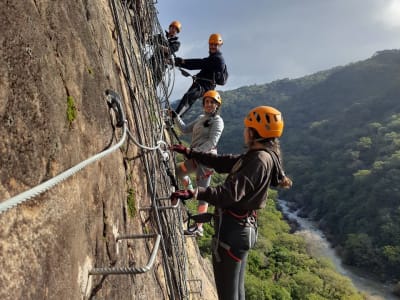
[170,144,189,156]
[170,190,194,202]
[174,57,183,67]
[166,57,174,65]
[169,109,178,119]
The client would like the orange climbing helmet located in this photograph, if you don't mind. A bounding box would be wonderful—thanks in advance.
[203,90,222,105]
[244,106,284,138]
[169,20,181,33]
[209,33,223,45]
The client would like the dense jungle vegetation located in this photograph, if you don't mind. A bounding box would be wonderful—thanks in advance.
[177,165,364,298]
[180,49,400,285]
[182,185,363,299]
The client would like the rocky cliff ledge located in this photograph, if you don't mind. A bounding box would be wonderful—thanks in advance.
[0,1,216,299]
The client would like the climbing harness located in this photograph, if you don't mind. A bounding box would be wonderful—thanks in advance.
[223,209,257,228]
[212,238,242,262]
[212,208,258,263]
[179,68,215,85]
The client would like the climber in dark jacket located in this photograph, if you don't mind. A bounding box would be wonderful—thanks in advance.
[161,20,181,55]
[151,20,181,85]
[174,33,226,117]
[170,105,292,300]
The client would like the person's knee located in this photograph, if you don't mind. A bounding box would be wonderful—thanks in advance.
[197,203,208,214]
[182,176,192,189]
[176,162,188,177]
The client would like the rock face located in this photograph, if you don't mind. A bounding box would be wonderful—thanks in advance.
[0,1,216,299]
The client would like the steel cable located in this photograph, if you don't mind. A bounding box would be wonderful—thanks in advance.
[0,94,127,214]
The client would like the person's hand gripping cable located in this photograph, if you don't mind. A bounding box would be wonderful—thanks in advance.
[170,144,191,158]
[170,189,195,205]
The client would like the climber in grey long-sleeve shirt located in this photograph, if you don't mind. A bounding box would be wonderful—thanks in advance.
[173,90,224,236]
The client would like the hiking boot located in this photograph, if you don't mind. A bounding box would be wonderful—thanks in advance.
[184,225,204,237]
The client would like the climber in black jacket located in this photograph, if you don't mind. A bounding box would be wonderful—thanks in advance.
[174,33,226,117]
[151,20,182,86]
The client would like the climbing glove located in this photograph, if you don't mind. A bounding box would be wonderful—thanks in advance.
[170,144,191,157]
[170,189,194,202]
[169,109,178,119]
[174,57,183,67]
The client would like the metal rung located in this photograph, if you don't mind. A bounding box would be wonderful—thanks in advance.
[116,233,156,241]
[89,234,161,275]
[187,279,202,296]
[139,199,180,211]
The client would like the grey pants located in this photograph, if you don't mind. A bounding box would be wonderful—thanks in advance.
[176,159,212,206]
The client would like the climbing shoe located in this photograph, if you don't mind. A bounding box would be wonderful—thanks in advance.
[184,225,204,237]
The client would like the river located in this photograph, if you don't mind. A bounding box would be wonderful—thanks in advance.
[278,200,398,300]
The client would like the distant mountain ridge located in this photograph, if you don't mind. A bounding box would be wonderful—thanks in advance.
[207,49,399,153]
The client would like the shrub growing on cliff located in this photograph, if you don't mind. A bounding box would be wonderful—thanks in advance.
[66,96,77,125]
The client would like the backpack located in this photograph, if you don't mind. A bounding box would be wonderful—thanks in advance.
[215,64,229,85]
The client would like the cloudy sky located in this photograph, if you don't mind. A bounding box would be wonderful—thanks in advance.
[156,1,400,100]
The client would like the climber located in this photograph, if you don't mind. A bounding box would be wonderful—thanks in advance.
[170,105,292,300]
[161,20,181,57]
[173,33,227,117]
[150,20,182,86]
[171,90,224,237]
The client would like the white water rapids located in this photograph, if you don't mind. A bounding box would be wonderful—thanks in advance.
[278,200,398,300]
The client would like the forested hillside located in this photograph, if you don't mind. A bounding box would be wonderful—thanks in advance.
[184,49,400,284]
[282,49,400,282]
[181,175,364,299]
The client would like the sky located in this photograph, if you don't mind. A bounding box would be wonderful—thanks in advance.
[156,0,400,101]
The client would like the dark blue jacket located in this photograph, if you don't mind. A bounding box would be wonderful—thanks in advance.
[166,30,180,54]
[181,51,225,86]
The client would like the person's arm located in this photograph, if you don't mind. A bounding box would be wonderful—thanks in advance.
[197,157,261,207]
[194,117,224,152]
[180,58,205,70]
[190,150,240,173]
[175,115,196,134]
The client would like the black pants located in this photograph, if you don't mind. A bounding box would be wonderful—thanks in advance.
[212,215,257,300]
[175,82,214,116]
